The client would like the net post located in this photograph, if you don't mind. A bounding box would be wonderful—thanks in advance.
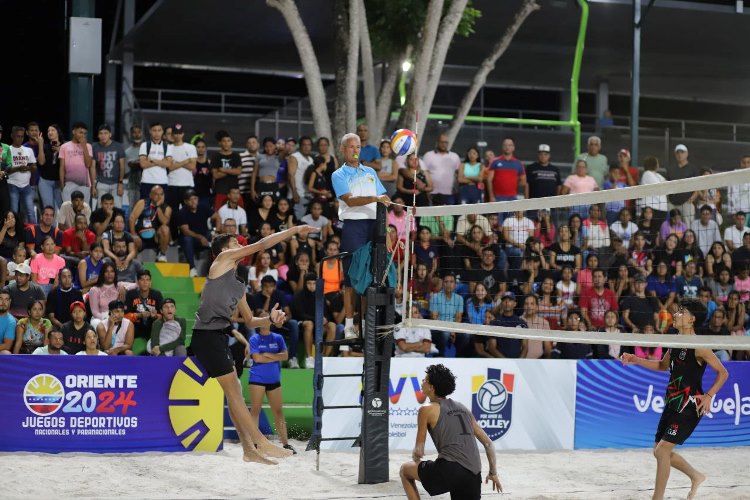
[358,203,394,484]
[305,277,326,454]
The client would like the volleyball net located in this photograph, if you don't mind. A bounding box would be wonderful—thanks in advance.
[392,167,750,353]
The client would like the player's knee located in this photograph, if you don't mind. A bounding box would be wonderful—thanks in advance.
[399,463,408,478]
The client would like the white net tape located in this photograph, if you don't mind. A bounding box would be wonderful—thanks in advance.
[410,168,750,217]
[396,168,750,352]
[408,318,750,350]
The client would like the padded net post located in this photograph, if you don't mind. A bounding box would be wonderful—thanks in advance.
[359,204,394,484]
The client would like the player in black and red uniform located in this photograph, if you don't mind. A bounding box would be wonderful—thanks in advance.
[621,298,728,500]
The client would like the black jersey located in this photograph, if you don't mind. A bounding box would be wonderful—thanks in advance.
[666,347,706,413]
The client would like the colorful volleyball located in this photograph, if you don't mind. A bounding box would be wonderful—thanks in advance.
[390,129,417,157]
[657,309,673,333]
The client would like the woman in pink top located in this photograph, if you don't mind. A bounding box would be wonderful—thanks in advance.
[561,159,599,219]
[30,236,66,295]
[88,262,121,330]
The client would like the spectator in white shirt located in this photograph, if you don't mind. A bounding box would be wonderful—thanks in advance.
[690,204,722,257]
[724,211,750,252]
[165,124,197,236]
[422,134,461,205]
[394,306,433,357]
[8,126,38,224]
[138,122,173,201]
[727,155,750,215]
[214,187,248,236]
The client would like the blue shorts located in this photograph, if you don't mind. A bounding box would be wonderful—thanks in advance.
[340,219,375,287]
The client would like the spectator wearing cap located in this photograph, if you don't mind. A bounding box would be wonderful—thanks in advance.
[60,122,96,205]
[250,275,301,368]
[524,144,561,216]
[97,299,135,356]
[0,290,18,354]
[57,190,92,230]
[124,269,164,354]
[61,300,94,354]
[487,137,526,210]
[211,130,244,212]
[45,268,84,331]
[577,135,608,187]
[165,124,197,238]
[148,298,187,356]
[138,121,173,201]
[92,123,126,211]
[4,263,46,319]
[423,134,461,206]
[667,144,698,222]
[8,125,38,224]
[177,189,213,277]
[484,291,528,358]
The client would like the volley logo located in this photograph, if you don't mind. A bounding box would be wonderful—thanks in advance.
[23,374,64,416]
[471,368,515,440]
[167,357,224,452]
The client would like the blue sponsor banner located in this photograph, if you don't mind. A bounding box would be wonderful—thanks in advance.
[575,360,750,449]
[0,356,224,453]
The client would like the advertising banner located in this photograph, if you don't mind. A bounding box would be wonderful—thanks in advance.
[575,360,750,449]
[321,358,577,451]
[0,356,224,453]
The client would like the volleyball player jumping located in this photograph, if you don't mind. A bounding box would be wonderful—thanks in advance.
[191,225,318,464]
[621,298,728,500]
[400,364,503,499]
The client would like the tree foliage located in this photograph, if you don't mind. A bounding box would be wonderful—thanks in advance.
[365,0,481,58]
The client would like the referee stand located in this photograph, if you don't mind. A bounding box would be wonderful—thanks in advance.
[307,204,394,484]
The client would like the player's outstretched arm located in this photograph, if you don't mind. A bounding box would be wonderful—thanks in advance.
[472,415,502,493]
[695,348,729,416]
[217,225,320,266]
[620,351,670,372]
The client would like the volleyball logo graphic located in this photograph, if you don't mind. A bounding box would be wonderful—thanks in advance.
[390,129,417,157]
[476,380,508,414]
[23,373,65,416]
[168,358,225,452]
[472,368,515,441]
[371,397,383,408]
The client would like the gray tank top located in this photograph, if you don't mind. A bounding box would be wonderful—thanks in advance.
[194,268,246,330]
[428,398,482,475]
[257,153,280,178]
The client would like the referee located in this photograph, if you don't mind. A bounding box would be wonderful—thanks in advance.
[331,132,390,339]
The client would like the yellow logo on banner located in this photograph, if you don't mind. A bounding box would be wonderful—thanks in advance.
[23,373,64,416]
[168,358,224,452]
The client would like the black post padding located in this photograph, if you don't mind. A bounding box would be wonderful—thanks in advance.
[358,204,395,484]
[306,277,326,452]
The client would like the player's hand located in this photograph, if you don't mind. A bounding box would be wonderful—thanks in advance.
[269,303,286,326]
[620,353,637,365]
[296,224,320,238]
[244,344,250,360]
[696,394,713,416]
[151,345,161,356]
[377,194,391,206]
[485,472,503,493]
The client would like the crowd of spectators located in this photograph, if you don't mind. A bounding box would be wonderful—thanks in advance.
[0,120,748,365]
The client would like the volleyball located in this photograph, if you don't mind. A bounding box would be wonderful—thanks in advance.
[477,380,508,414]
[390,128,417,157]
[657,309,673,333]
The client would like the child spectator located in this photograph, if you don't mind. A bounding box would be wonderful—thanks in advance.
[61,301,95,355]
[733,265,750,303]
[248,312,295,454]
[634,323,662,360]
[77,242,104,293]
[412,226,438,278]
[97,299,134,356]
[394,306,433,357]
[610,208,639,248]
[13,300,52,354]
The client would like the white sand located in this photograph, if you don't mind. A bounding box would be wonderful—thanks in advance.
[1,442,748,499]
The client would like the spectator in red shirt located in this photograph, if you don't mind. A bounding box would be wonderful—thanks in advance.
[62,213,96,261]
[579,268,618,328]
[486,137,526,207]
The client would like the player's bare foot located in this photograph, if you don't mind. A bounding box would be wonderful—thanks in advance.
[687,472,705,499]
[243,448,278,465]
[259,441,294,458]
